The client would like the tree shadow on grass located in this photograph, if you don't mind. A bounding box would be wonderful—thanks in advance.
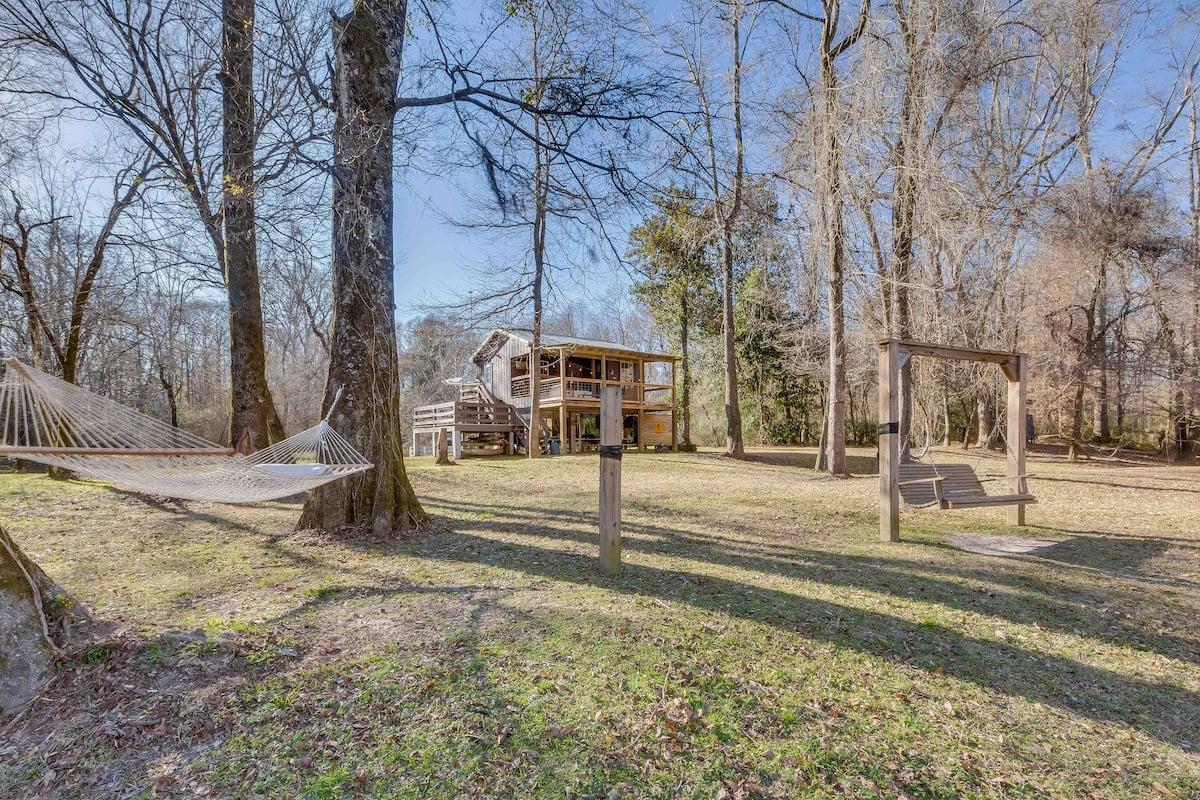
[416,495,1200,667]
[742,450,880,474]
[367,494,1200,751]
[1031,474,1200,495]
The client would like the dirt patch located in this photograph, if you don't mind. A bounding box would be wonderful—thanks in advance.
[949,532,1060,556]
[0,631,245,799]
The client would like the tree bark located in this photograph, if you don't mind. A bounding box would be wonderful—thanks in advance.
[973,392,993,448]
[678,290,696,451]
[222,0,286,452]
[822,43,848,477]
[528,113,548,460]
[298,0,427,535]
[0,523,82,715]
[722,221,744,458]
[719,3,745,459]
[1093,264,1110,442]
[891,0,919,464]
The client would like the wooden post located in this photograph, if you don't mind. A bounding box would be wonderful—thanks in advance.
[559,404,567,455]
[451,428,462,461]
[1006,354,1027,526]
[435,428,453,465]
[599,385,622,574]
[879,341,901,542]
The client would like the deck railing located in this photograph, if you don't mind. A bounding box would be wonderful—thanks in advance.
[511,375,562,401]
[512,376,674,406]
[413,401,517,429]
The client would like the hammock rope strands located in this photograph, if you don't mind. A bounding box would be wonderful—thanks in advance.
[0,356,372,503]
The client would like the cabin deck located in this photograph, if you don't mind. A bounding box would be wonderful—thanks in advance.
[411,329,678,459]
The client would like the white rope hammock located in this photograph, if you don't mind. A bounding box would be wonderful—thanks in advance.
[0,356,372,503]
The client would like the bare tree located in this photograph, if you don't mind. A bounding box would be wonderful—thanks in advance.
[813,0,868,475]
[0,0,329,448]
[0,155,152,384]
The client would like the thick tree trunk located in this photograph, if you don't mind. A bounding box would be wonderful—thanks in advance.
[298,0,427,535]
[222,0,286,452]
[0,523,83,715]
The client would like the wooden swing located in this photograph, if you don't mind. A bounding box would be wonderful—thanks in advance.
[878,340,1035,542]
[897,462,1036,510]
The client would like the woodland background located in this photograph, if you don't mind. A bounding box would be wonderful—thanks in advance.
[2,0,1199,469]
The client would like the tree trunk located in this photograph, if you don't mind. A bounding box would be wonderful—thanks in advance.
[158,365,180,429]
[973,392,993,448]
[0,523,83,715]
[222,0,286,452]
[298,0,427,536]
[678,291,696,451]
[1093,265,1110,443]
[719,3,745,459]
[815,397,828,472]
[941,391,951,446]
[528,122,548,460]
[1068,378,1086,462]
[891,4,918,464]
[819,12,850,478]
[722,224,744,458]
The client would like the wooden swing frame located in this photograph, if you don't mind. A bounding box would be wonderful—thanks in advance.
[878,339,1031,543]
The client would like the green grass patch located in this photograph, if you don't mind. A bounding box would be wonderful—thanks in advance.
[1,450,1198,798]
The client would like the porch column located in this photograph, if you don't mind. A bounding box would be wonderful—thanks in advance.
[451,428,463,461]
[559,404,567,455]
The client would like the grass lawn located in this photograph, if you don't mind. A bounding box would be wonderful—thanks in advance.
[0,447,1198,799]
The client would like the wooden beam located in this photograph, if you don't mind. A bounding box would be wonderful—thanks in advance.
[879,341,901,542]
[1007,353,1028,526]
[0,446,236,457]
[882,338,1021,368]
[599,386,622,574]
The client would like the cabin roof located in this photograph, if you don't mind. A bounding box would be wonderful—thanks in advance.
[470,328,675,366]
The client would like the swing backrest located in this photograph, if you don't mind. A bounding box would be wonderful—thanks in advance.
[898,463,986,508]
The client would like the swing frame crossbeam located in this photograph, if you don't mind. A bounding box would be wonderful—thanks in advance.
[878,339,1031,543]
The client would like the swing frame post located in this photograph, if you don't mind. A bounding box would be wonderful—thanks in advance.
[879,339,1032,541]
[879,341,901,542]
[1003,353,1028,526]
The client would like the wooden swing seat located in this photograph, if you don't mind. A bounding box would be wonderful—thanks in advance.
[897,463,1036,510]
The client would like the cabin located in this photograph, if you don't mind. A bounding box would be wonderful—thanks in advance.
[411,329,677,459]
